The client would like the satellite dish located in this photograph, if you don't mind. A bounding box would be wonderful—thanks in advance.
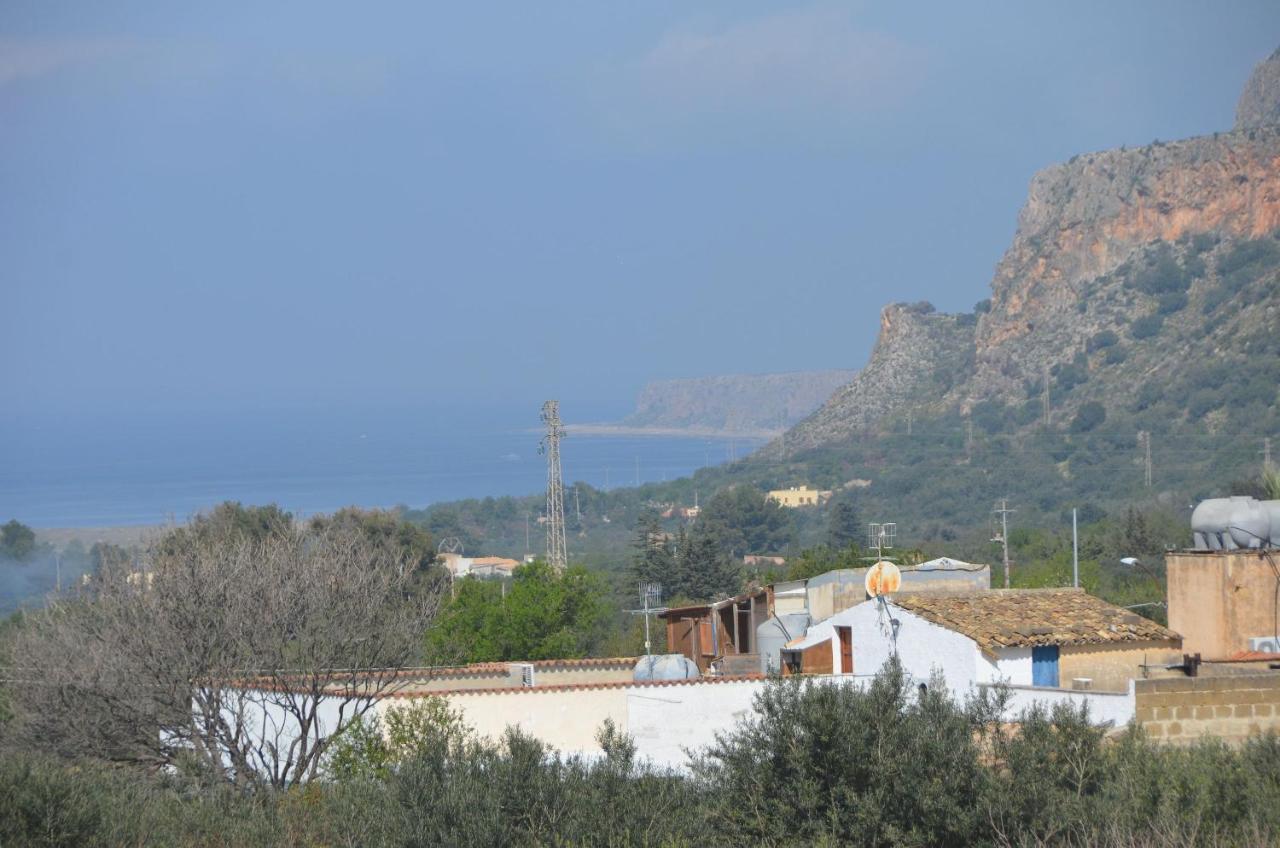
[865,560,901,598]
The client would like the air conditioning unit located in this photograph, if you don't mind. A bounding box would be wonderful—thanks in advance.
[1248,636,1280,653]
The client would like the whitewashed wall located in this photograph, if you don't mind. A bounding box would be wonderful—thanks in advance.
[842,603,979,696]
[993,681,1136,727]
[225,645,1134,780]
[625,679,760,769]
[991,647,1033,685]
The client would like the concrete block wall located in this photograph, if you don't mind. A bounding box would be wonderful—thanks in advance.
[1136,673,1280,743]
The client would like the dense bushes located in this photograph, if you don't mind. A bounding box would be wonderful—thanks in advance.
[1071,401,1107,433]
[4,662,1279,847]
[1124,243,1197,296]
[1130,313,1165,339]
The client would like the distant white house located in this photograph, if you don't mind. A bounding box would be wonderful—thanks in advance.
[780,589,1184,727]
[439,553,520,579]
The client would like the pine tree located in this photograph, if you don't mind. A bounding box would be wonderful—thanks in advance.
[826,495,861,550]
[628,509,677,593]
[678,521,742,601]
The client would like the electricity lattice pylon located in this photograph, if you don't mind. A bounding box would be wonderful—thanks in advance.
[540,400,568,571]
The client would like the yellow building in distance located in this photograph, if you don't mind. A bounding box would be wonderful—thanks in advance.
[767,485,832,508]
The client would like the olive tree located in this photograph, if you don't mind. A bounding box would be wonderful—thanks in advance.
[5,519,440,790]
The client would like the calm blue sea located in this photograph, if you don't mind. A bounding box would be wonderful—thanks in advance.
[0,409,763,528]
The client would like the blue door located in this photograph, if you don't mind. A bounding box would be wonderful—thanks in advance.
[1032,646,1060,687]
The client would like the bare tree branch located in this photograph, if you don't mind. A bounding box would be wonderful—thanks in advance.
[6,518,440,790]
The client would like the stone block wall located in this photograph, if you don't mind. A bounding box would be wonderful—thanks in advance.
[1136,673,1280,743]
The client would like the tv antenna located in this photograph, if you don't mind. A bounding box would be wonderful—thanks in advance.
[628,582,668,656]
[866,522,897,560]
[539,400,568,571]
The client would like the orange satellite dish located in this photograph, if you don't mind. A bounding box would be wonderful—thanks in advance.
[865,560,901,598]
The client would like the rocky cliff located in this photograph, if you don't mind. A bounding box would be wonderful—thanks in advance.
[1236,48,1280,130]
[767,51,1280,460]
[617,370,855,436]
[768,304,974,452]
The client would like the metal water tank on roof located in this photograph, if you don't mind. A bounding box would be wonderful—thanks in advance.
[1263,501,1280,547]
[1191,496,1273,550]
[756,613,811,676]
[632,654,700,682]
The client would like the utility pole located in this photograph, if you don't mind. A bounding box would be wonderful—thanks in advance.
[1264,437,1273,473]
[993,499,1015,589]
[1138,431,1152,488]
[1042,365,1051,428]
[524,512,530,557]
[1072,508,1079,589]
[540,400,568,571]
[574,484,581,523]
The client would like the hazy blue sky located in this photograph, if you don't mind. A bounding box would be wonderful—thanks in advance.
[4,2,1279,423]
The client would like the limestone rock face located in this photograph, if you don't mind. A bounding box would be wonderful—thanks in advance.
[968,128,1280,404]
[761,45,1280,461]
[1236,48,1280,130]
[761,303,974,456]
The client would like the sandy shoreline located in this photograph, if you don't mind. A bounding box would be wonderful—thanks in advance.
[35,525,169,548]
[565,423,780,440]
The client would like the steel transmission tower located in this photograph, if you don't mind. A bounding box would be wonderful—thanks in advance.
[540,400,568,571]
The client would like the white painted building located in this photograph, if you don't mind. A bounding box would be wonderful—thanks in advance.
[779,589,1182,728]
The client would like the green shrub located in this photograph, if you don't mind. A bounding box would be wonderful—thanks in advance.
[1071,401,1107,432]
[1156,290,1188,314]
[1126,243,1192,295]
[1086,329,1119,352]
[1130,313,1165,339]
[1217,236,1280,292]
[694,659,993,846]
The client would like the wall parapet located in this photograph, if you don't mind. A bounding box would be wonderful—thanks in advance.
[1135,672,1280,743]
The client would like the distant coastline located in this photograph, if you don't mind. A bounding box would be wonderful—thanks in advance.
[566,423,781,440]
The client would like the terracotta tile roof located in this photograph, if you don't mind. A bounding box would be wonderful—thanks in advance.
[892,589,1180,651]
[394,656,640,679]
[1222,650,1280,663]
[381,673,764,698]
